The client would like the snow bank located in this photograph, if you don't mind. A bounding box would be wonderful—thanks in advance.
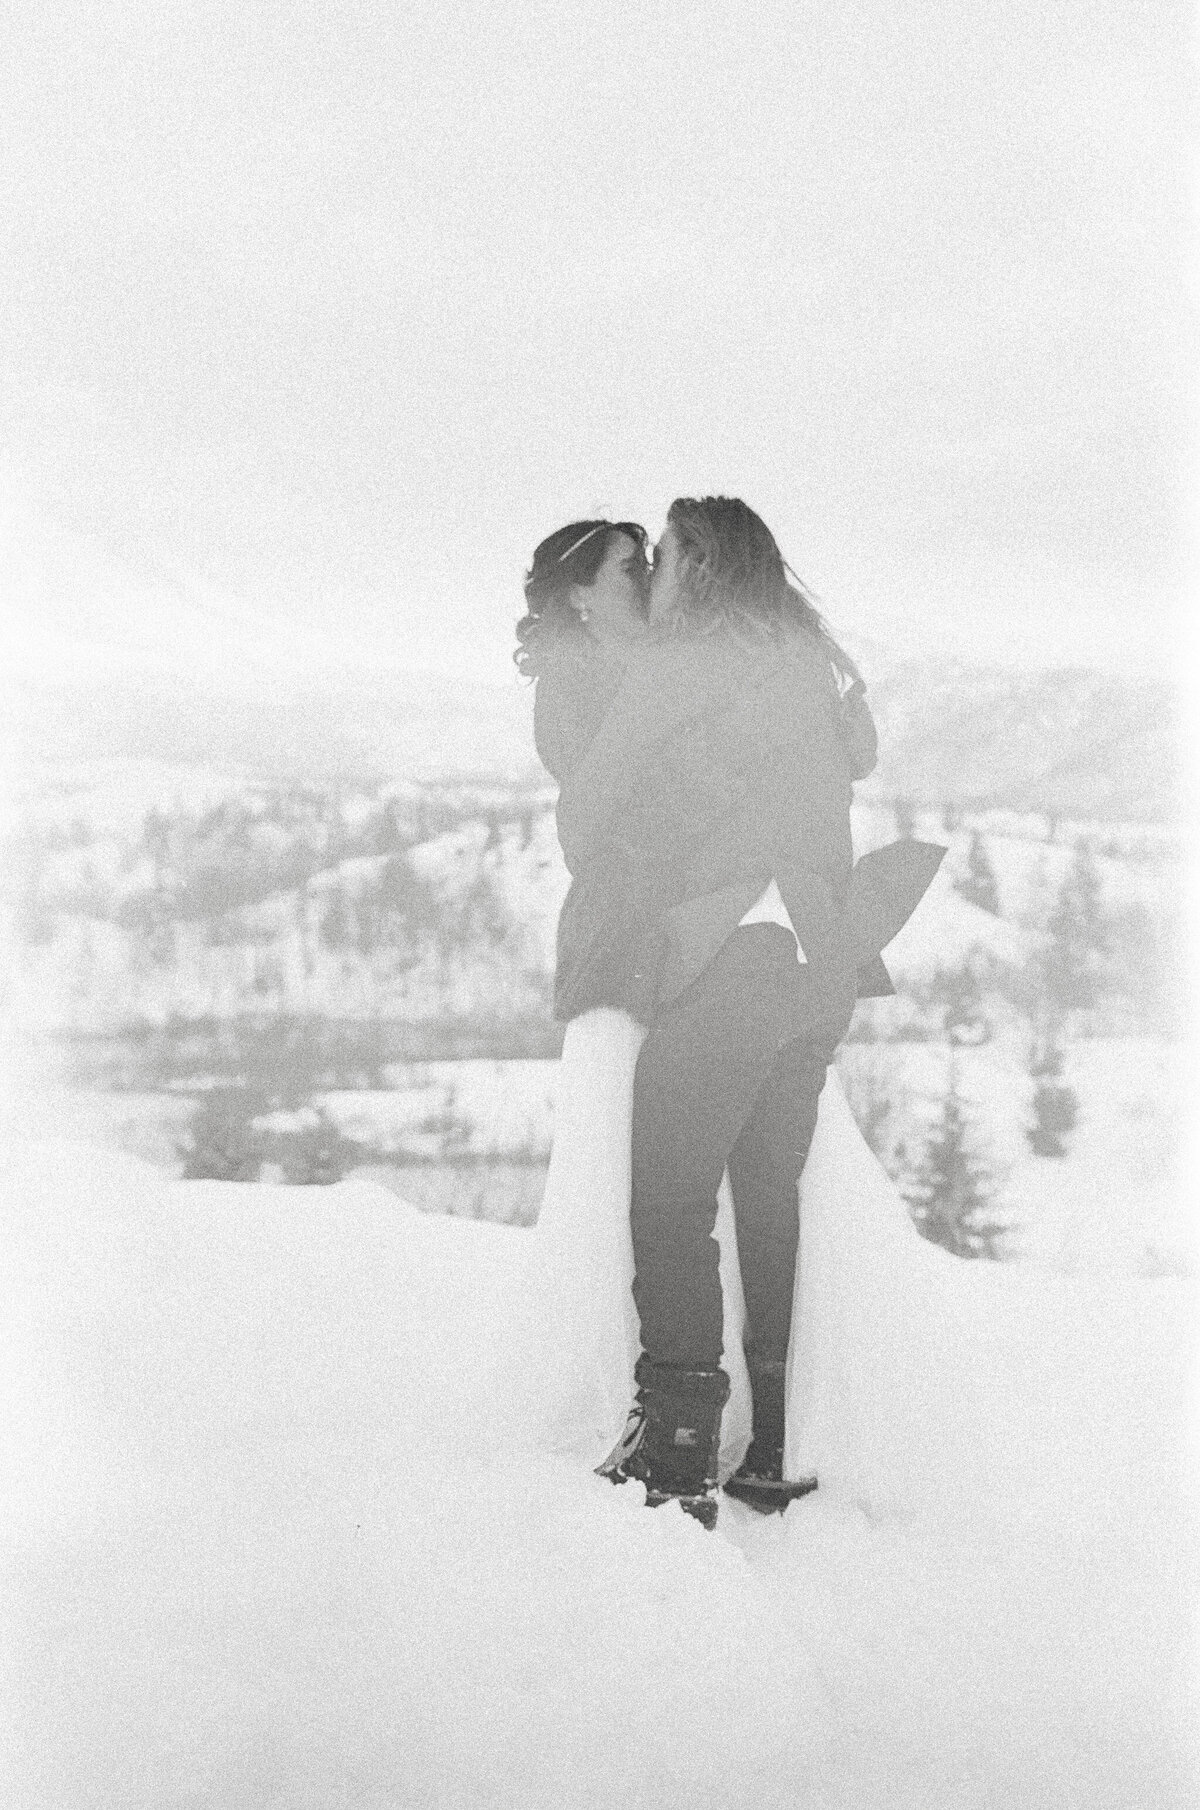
[2,1140,1196,1809]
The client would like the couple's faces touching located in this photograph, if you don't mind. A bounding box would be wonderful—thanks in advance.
[569,522,683,646]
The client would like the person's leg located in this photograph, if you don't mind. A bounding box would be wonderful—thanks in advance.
[724,1037,828,1506]
[629,925,801,1373]
[599,926,801,1524]
[727,1037,828,1369]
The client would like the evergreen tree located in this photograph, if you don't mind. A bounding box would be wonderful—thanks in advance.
[1025,1024,1079,1158]
[373,799,405,854]
[178,1088,263,1181]
[927,960,989,1044]
[377,852,438,955]
[276,1107,354,1185]
[319,882,352,950]
[953,830,1000,916]
[903,1064,1010,1259]
[1042,841,1106,1012]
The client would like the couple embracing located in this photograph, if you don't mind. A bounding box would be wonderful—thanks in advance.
[516,497,942,1529]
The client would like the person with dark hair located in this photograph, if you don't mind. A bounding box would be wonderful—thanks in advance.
[522,499,942,1529]
[515,520,650,681]
[515,517,651,793]
[516,518,680,1021]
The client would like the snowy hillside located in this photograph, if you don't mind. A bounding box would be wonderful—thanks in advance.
[3,1132,1195,1809]
[5,773,1187,1280]
[7,784,1180,1049]
[863,658,1181,822]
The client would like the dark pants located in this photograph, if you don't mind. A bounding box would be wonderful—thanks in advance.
[630,925,831,1372]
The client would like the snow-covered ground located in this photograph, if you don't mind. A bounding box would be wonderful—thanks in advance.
[2,1138,1196,1809]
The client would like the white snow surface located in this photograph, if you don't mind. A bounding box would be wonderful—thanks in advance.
[3,1014,1197,1809]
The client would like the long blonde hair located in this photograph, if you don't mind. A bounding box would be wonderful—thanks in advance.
[664,496,862,688]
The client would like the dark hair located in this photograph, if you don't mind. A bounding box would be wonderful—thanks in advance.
[514,519,648,678]
[664,496,862,687]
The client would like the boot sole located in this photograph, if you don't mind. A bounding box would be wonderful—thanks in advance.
[723,1474,818,1515]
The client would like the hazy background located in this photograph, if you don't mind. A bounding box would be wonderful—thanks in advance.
[3,19,1196,1799]
[2,0,1194,684]
[1,2,1193,1250]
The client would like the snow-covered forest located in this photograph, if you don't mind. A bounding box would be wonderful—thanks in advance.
[3,752,1189,1272]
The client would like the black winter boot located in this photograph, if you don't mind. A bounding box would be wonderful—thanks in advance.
[723,1358,817,1515]
[596,1360,730,1530]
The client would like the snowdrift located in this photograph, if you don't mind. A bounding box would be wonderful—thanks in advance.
[2,1128,1196,1809]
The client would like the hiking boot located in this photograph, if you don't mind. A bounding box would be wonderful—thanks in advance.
[723,1358,817,1515]
[596,1359,730,1530]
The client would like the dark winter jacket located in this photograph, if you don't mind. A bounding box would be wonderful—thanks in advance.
[533,641,686,1021]
[535,628,939,1028]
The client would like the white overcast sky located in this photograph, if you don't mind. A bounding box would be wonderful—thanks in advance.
[1,0,1194,680]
